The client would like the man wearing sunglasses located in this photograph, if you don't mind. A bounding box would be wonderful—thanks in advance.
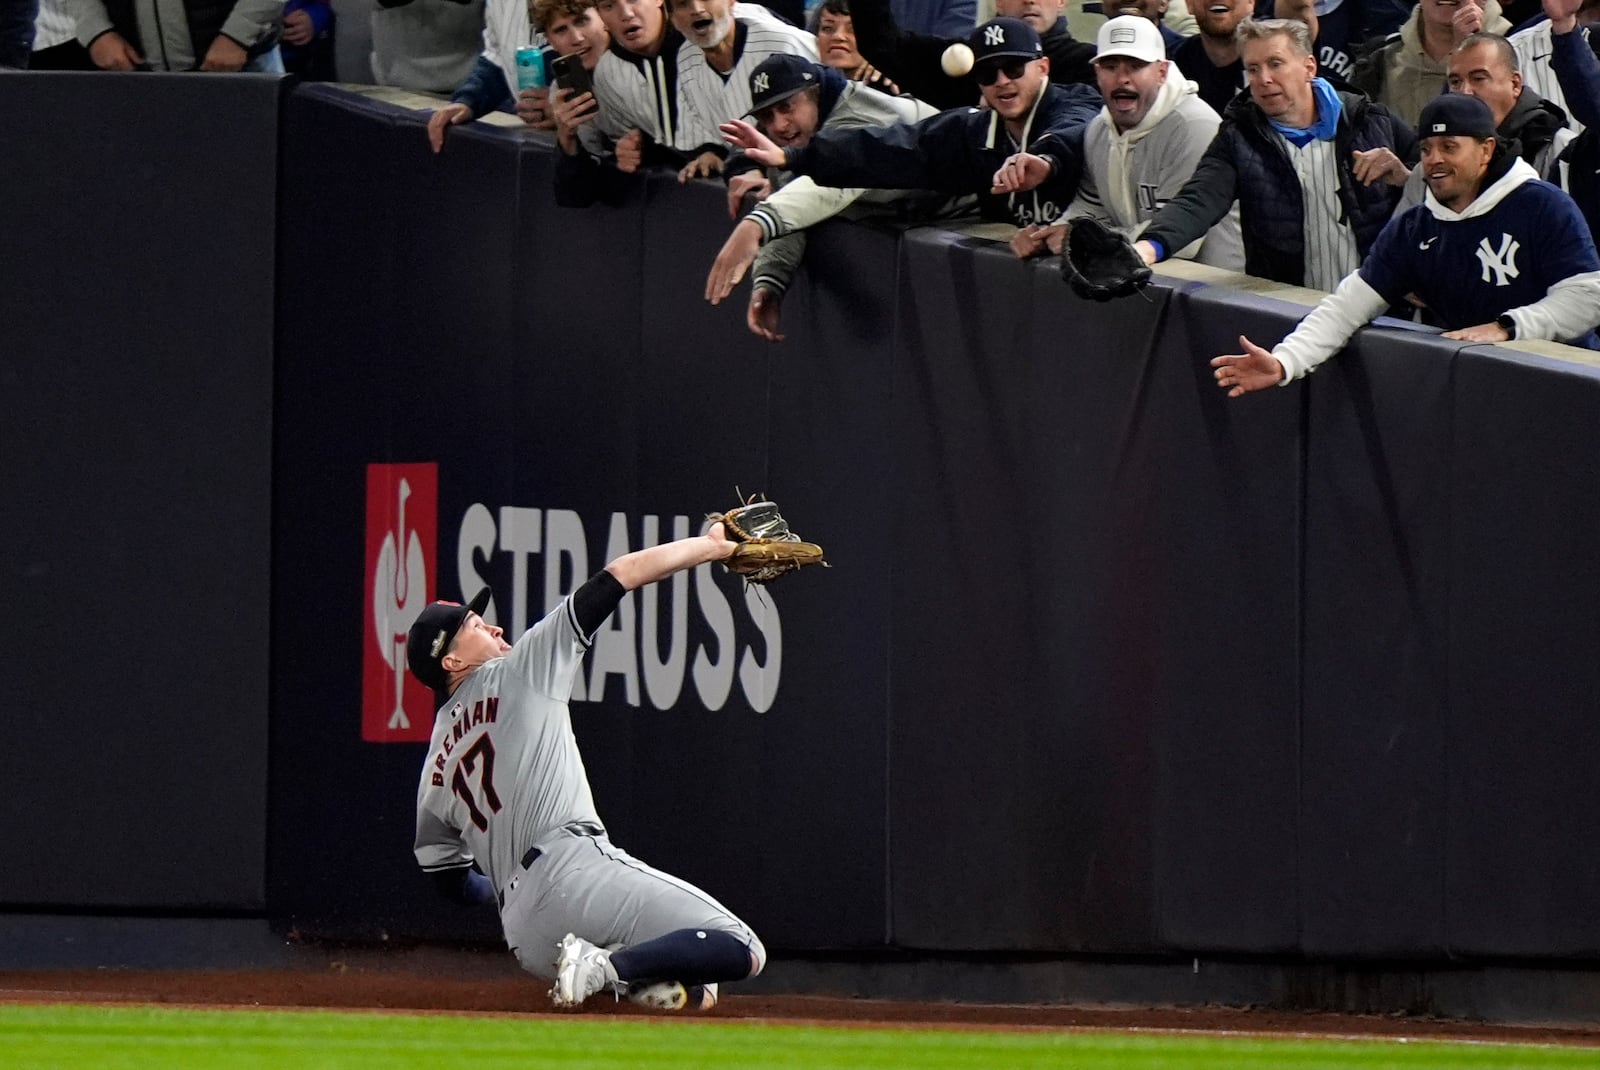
[841,0,1098,110]
[720,17,1101,229]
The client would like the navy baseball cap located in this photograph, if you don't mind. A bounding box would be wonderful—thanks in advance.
[1418,93,1497,139]
[747,53,823,116]
[407,586,492,693]
[969,17,1043,64]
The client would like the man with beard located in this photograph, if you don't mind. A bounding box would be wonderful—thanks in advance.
[1136,18,1414,291]
[671,0,818,181]
[704,53,950,339]
[1210,94,1600,399]
[843,0,1098,109]
[720,18,1102,227]
[1018,15,1245,267]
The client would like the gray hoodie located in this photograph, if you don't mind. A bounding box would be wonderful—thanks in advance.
[1066,68,1245,271]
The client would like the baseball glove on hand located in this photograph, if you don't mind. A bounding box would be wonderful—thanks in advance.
[1059,217,1152,302]
[707,496,828,585]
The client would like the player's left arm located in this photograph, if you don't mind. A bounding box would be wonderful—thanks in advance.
[501,526,741,695]
[601,524,737,594]
[416,807,494,905]
[431,865,497,905]
[498,520,732,686]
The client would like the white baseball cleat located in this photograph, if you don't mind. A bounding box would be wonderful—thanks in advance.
[626,981,719,1012]
[549,933,621,1008]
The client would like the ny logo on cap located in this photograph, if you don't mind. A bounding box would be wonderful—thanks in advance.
[754,72,770,93]
[985,24,1005,45]
[1110,27,1136,43]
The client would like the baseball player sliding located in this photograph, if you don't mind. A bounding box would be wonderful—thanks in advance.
[406,521,765,1011]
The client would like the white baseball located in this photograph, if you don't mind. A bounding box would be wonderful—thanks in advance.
[941,42,974,78]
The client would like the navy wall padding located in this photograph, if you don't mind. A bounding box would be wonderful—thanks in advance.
[1445,347,1600,958]
[1136,288,1302,953]
[1298,325,1455,958]
[0,73,280,910]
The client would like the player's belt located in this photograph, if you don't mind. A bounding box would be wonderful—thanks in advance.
[496,823,606,908]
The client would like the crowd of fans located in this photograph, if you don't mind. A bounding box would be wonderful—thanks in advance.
[4,0,1599,360]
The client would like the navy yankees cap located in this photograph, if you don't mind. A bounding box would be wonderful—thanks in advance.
[970,17,1043,64]
[1418,93,1497,140]
[407,586,492,693]
[747,54,823,116]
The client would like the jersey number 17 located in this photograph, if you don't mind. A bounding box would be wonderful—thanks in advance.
[452,735,503,831]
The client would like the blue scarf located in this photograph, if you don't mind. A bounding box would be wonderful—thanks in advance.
[1270,78,1342,146]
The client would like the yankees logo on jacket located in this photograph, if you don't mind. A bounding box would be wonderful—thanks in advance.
[1357,156,1600,350]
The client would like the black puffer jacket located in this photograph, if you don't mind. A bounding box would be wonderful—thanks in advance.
[1142,89,1417,286]
[1498,90,1570,177]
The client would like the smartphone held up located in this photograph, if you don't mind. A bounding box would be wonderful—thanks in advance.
[550,51,595,99]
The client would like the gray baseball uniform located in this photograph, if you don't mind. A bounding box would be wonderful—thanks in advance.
[413,587,760,981]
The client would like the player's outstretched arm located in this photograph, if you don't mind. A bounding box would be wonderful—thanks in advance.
[606,525,738,591]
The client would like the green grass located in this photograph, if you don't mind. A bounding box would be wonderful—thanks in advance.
[0,1004,1593,1070]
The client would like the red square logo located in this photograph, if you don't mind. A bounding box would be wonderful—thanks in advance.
[363,463,439,742]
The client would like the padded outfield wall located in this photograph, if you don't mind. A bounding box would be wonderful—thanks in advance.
[5,77,1600,978]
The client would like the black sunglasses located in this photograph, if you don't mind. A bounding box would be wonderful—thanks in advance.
[975,57,1030,86]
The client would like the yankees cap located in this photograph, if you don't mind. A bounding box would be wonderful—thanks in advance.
[747,53,823,116]
[969,17,1043,64]
[1094,15,1165,64]
[1418,93,1497,140]
[406,586,492,693]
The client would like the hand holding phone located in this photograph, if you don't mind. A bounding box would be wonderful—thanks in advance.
[550,52,595,99]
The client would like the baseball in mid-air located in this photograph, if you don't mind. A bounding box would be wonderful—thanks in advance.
[941,42,974,77]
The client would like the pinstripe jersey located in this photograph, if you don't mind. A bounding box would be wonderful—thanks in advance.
[590,26,711,150]
[1511,22,1589,138]
[676,6,819,136]
[413,596,602,894]
[1276,132,1360,292]
[481,0,543,112]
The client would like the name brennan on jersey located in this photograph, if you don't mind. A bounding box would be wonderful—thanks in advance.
[428,697,500,786]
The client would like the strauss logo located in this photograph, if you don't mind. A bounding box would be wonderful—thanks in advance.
[363,462,438,741]
[374,477,429,730]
